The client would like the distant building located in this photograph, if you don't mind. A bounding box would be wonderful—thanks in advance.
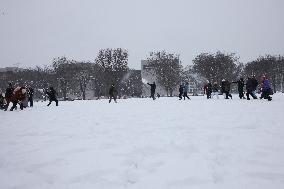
[0,67,24,73]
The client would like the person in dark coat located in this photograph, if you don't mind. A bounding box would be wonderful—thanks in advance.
[147,82,156,100]
[46,87,58,106]
[232,78,245,99]
[204,81,212,99]
[178,84,184,100]
[4,83,15,111]
[109,84,117,103]
[246,76,258,100]
[28,86,34,107]
[224,80,232,99]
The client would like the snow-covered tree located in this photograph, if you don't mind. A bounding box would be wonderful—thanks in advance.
[147,50,182,96]
[193,51,242,83]
[95,48,129,96]
[245,55,284,92]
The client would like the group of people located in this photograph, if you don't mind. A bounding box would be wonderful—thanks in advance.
[204,79,233,99]
[203,75,273,101]
[1,83,59,111]
[0,83,34,111]
[0,75,274,111]
[178,82,191,100]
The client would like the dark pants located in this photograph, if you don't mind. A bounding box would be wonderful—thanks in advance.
[10,100,23,111]
[246,91,257,100]
[109,95,117,103]
[28,96,33,107]
[0,101,4,110]
[150,92,156,100]
[238,90,245,99]
[178,92,183,100]
[206,92,211,99]
[183,92,190,100]
[47,98,58,106]
[261,90,272,101]
[225,92,232,99]
[4,97,12,111]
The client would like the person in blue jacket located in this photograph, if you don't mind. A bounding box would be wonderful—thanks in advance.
[183,82,190,100]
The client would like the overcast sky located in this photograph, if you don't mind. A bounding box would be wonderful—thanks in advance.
[0,0,283,69]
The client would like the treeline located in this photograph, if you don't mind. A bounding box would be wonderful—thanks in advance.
[0,49,283,100]
[192,52,284,93]
[0,48,142,100]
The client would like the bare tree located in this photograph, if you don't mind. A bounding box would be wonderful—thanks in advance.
[245,55,284,92]
[147,50,182,96]
[193,51,242,83]
[52,57,77,100]
[95,48,129,97]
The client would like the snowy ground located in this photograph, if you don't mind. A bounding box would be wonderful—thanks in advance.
[1,94,284,189]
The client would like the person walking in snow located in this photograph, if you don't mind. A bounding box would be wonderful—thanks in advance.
[204,81,212,99]
[183,82,191,100]
[28,86,34,107]
[9,86,27,111]
[46,87,58,106]
[232,78,246,99]
[246,76,258,100]
[147,82,156,100]
[212,82,219,99]
[178,84,184,100]
[4,83,15,111]
[109,84,118,103]
[224,79,232,99]
[260,76,272,101]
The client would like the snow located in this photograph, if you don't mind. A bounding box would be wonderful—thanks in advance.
[1,94,284,189]
[142,78,148,84]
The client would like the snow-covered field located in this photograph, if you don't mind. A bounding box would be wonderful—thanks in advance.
[1,94,284,189]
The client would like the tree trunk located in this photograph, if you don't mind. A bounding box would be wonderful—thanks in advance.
[82,90,86,100]
[80,82,86,100]
[63,88,67,101]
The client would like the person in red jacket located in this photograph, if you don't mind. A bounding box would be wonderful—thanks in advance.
[7,86,27,111]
